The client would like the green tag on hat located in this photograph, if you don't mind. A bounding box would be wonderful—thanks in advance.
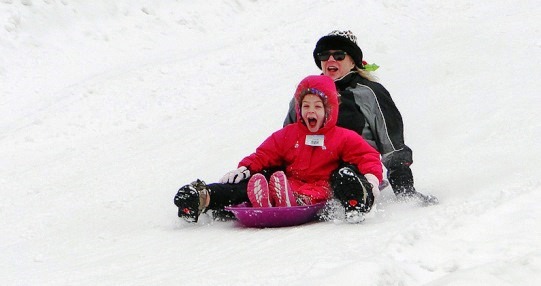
[364,63,379,71]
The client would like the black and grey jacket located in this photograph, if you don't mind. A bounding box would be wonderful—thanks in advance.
[283,71,413,171]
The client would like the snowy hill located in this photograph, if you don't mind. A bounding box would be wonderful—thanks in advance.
[1,1,540,285]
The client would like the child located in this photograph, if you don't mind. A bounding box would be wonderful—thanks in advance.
[175,75,383,223]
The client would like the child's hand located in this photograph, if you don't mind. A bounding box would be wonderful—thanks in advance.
[219,166,251,184]
[364,174,380,198]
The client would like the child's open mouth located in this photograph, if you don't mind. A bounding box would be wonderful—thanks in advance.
[307,117,318,128]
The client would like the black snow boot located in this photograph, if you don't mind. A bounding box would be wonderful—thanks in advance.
[395,186,439,206]
[389,164,439,206]
[330,165,374,223]
[174,179,209,222]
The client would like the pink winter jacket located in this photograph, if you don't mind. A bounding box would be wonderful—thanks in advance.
[239,75,383,203]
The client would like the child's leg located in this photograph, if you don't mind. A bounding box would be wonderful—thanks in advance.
[269,171,297,207]
[247,173,272,207]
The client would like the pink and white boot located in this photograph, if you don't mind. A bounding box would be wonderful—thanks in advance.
[269,171,297,207]
[247,173,272,207]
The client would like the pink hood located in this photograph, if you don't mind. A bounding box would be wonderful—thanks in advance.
[293,75,339,134]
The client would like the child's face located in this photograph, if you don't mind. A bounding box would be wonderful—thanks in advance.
[301,94,325,132]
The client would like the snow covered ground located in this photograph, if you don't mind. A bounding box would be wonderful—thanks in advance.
[1,0,540,285]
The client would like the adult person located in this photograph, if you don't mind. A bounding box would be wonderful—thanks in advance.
[283,30,438,205]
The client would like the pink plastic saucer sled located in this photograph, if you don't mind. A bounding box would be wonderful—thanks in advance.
[225,202,326,228]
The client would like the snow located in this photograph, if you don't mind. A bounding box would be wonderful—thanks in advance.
[1,0,540,285]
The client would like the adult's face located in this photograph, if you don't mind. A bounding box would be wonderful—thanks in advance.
[320,50,356,80]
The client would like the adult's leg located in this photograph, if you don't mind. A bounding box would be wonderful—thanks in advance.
[175,180,248,222]
[330,163,374,223]
[384,146,415,195]
[384,146,438,205]
[207,181,249,210]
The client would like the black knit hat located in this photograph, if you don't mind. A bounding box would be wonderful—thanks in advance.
[313,30,363,69]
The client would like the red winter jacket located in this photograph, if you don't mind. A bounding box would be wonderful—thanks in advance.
[239,75,383,203]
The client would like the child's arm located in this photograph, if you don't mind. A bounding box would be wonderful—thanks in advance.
[238,129,286,174]
[341,132,384,183]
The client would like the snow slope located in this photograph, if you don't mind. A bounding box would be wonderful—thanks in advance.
[1,0,540,285]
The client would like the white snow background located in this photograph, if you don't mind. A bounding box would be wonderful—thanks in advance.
[1,1,540,285]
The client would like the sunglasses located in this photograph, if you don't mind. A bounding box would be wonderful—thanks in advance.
[316,51,348,61]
